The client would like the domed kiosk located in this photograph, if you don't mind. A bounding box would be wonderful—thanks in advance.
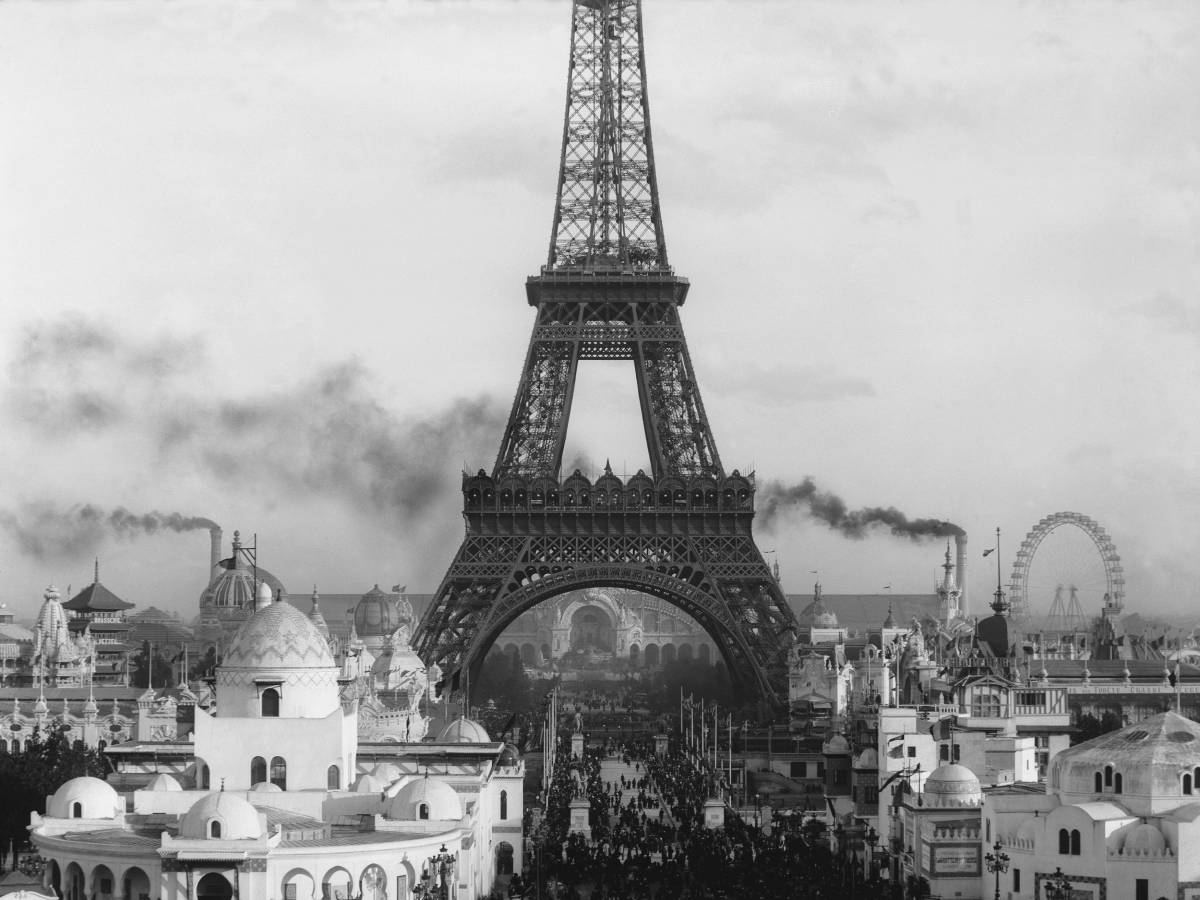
[47,777,122,820]
[180,792,264,840]
[390,777,463,821]
[438,718,491,744]
[923,764,983,807]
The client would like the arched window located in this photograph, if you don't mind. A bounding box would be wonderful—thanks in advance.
[1094,771,1103,792]
[1184,773,1193,795]
[327,764,340,790]
[210,820,222,838]
[270,756,287,790]
[199,763,210,790]
[1070,829,1081,855]
[500,790,508,820]
[1115,772,1123,794]
[251,756,267,785]
[72,802,83,818]
[1104,765,1113,787]
[261,688,280,717]
[418,803,430,820]
[1058,829,1070,854]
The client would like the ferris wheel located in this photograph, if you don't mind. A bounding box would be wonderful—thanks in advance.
[1008,512,1125,629]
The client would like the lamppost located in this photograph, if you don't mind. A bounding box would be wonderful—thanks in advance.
[1043,867,1072,900]
[417,845,455,900]
[865,826,879,881]
[983,840,1009,900]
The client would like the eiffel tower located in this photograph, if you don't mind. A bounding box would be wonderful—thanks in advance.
[414,0,798,706]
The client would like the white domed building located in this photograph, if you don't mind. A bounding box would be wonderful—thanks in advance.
[985,711,1200,900]
[31,585,525,900]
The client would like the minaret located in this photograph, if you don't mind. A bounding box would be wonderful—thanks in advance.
[935,541,962,625]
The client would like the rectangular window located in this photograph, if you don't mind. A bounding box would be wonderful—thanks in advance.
[907,746,917,757]
[1136,879,1148,900]
[939,744,949,761]
[1013,869,1020,891]
[285,887,298,900]
[790,762,806,778]
[953,745,961,762]
[834,769,847,785]
[986,819,991,842]
[817,763,825,777]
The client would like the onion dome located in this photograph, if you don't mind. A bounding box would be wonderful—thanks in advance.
[180,792,263,840]
[390,776,462,820]
[1124,822,1167,855]
[924,764,983,806]
[250,781,282,793]
[48,776,122,819]
[223,601,335,670]
[353,585,403,638]
[821,734,850,756]
[438,718,491,743]
[145,774,182,791]
[202,531,286,609]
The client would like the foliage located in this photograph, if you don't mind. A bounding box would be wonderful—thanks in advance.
[188,647,218,681]
[1073,712,1123,745]
[648,659,736,713]
[131,642,176,689]
[0,728,106,872]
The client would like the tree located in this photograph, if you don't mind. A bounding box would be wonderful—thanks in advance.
[131,642,176,689]
[0,728,105,872]
[1073,711,1124,745]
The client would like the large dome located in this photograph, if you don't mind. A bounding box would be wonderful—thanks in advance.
[48,776,121,819]
[353,585,409,638]
[924,764,983,806]
[1049,711,1200,815]
[180,792,263,840]
[223,601,335,670]
[201,532,286,610]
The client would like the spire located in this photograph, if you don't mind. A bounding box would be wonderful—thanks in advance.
[94,557,100,584]
[546,0,669,270]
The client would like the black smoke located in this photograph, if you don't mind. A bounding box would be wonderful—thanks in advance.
[0,503,218,561]
[758,477,963,541]
[3,316,508,560]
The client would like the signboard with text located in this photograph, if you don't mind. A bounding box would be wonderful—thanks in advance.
[931,845,980,876]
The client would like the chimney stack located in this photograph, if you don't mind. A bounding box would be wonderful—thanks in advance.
[955,532,968,616]
[210,526,223,579]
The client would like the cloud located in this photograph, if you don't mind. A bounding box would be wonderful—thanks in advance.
[709,363,875,406]
[1132,290,1200,341]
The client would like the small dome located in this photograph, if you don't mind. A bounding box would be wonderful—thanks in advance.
[203,538,286,611]
[48,777,122,819]
[438,718,491,743]
[925,764,983,806]
[390,777,462,821]
[250,781,282,793]
[180,792,263,840]
[498,744,521,767]
[223,601,335,670]
[371,762,403,783]
[1124,823,1167,855]
[353,586,406,637]
[354,773,388,794]
[145,774,182,792]
[822,734,850,755]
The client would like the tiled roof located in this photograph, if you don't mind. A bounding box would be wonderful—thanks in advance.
[64,582,134,612]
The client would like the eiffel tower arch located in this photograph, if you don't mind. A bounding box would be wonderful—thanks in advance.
[414,0,798,707]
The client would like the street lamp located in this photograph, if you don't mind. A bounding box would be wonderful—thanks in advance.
[865,826,879,880]
[423,844,455,900]
[1044,867,1072,900]
[983,840,1009,900]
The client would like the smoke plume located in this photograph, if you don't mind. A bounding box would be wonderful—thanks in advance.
[2,316,508,553]
[758,477,963,541]
[0,503,218,561]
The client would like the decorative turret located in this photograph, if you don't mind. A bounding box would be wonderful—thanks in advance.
[936,541,963,625]
[308,586,330,641]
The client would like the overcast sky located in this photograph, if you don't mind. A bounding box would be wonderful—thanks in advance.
[1,0,1197,625]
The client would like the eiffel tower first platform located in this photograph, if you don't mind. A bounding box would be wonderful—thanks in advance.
[414,0,798,707]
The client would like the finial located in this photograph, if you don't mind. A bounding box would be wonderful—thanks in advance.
[94,558,100,583]
[604,459,613,475]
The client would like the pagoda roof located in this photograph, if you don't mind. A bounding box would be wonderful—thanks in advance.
[64,581,134,612]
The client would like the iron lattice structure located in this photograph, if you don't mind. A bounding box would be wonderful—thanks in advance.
[415,0,797,707]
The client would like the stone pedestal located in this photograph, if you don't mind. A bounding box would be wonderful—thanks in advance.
[571,731,585,759]
[568,797,591,839]
[654,734,668,757]
[703,797,725,830]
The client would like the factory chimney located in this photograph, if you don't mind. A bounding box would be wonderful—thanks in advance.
[209,526,223,581]
[955,532,967,616]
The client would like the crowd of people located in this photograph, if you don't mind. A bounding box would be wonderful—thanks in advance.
[518,694,895,900]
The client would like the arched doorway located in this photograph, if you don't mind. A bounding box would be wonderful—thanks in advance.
[64,863,85,900]
[123,866,152,900]
[679,643,694,662]
[322,867,353,900]
[282,869,316,900]
[91,865,115,900]
[568,605,615,652]
[196,873,233,900]
[644,644,660,667]
[360,865,387,900]
[662,643,677,664]
[496,842,514,875]
[521,643,536,665]
[629,643,640,666]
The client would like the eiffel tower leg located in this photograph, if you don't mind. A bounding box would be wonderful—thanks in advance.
[494,334,581,479]
[634,338,722,478]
